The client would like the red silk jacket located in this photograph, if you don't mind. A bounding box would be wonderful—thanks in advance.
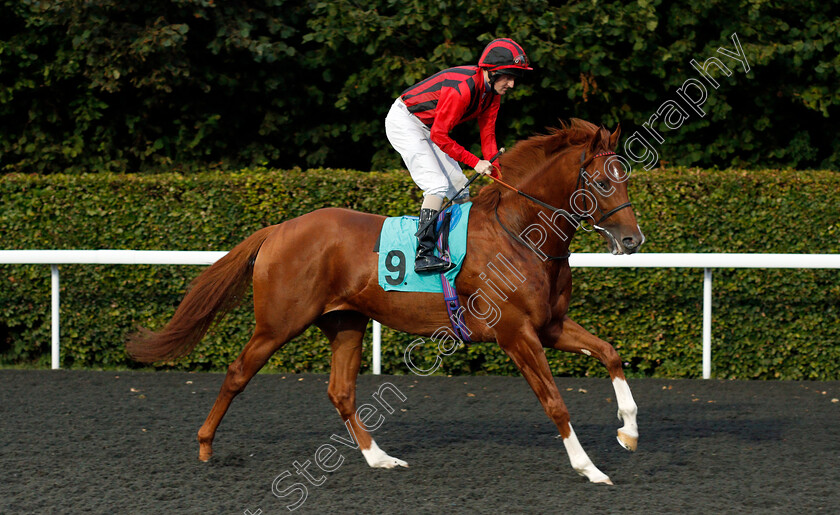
[400,66,500,169]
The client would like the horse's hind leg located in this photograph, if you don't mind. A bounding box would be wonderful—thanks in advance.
[197,298,319,461]
[544,317,638,452]
[196,325,290,461]
[317,311,408,469]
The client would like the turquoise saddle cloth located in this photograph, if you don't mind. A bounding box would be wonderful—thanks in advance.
[376,203,472,292]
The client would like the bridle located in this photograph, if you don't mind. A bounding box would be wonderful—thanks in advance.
[492,149,633,260]
[576,150,634,228]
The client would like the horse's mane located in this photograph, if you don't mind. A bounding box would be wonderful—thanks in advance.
[496,118,605,185]
[473,118,613,236]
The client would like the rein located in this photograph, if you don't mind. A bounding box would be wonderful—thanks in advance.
[490,149,633,260]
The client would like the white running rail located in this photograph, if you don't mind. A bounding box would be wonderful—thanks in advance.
[2,251,839,377]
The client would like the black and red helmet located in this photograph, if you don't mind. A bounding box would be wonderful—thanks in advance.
[478,38,533,76]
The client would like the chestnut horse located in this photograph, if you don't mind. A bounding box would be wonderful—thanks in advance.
[127,119,644,484]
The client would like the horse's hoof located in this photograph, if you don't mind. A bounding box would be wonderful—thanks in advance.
[581,470,613,485]
[369,456,409,469]
[199,445,213,462]
[576,467,613,485]
[363,440,409,469]
[617,429,637,452]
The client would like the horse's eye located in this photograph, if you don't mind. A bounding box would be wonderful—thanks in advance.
[596,181,609,190]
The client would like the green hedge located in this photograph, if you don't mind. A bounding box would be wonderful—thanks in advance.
[1,168,839,379]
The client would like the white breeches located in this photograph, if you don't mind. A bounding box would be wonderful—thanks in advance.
[384,98,469,200]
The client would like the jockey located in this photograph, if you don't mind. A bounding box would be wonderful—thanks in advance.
[385,38,533,274]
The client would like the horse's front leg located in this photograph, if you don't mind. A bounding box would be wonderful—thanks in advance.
[542,316,638,452]
[497,323,613,485]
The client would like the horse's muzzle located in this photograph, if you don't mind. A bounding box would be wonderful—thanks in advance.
[601,227,645,255]
[618,229,645,255]
[622,236,641,253]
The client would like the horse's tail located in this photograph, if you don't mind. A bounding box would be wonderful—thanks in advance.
[126,226,275,363]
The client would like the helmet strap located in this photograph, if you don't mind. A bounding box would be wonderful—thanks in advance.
[488,69,503,86]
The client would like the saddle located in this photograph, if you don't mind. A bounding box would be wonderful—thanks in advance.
[374,204,472,342]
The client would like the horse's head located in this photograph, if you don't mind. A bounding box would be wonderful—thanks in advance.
[576,125,645,255]
[482,119,645,257]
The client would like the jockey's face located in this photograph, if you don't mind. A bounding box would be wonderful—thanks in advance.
[493,74,516,95]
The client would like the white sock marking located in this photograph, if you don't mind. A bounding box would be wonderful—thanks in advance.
[612,378,638,438]
[361,439,408,469]
[562,423,611,484]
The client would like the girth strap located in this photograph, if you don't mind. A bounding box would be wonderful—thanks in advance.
[441,274,471,343]
[434,209,472,342]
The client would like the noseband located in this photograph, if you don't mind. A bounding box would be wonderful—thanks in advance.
[493,149,633,260]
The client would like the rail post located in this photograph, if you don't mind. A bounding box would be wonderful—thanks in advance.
[51,265,60,370]
[702,268,712,379]
[372,321,382,375]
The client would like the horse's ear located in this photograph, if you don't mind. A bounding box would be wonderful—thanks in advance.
[609,124,621,150]
[589,127,604,152]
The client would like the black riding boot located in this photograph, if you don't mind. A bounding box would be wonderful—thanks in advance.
[415,208,456,274]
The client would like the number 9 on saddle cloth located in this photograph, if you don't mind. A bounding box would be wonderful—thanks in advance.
[374,203,470,293]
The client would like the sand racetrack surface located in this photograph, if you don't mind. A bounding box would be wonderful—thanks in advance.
[2,370,838,514]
